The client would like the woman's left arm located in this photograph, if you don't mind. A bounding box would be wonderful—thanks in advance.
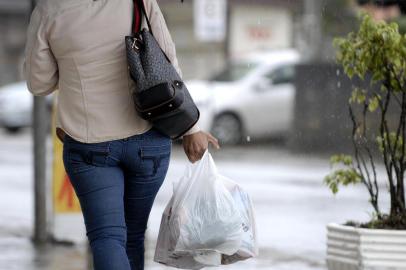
[24,6,58,96]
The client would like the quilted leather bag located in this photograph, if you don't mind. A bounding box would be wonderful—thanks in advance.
[125,0,200,139]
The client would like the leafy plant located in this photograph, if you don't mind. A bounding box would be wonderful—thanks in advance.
[325,14,406,225]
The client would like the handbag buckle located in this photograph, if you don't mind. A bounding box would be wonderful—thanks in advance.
[131,39,139,50]
[131,36,144,51]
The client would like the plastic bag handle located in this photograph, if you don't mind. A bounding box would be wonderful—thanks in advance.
[171,149,218,213]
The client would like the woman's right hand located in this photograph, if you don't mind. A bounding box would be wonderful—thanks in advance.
[182,131,220,163]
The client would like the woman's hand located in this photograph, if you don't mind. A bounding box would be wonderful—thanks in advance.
[182,131,220,163]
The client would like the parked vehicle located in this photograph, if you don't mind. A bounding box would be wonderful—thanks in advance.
[187,49,300,145]
[0,81,52,133]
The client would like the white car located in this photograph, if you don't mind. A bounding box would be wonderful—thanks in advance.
[0,81,52,133]
[187,49,300,144]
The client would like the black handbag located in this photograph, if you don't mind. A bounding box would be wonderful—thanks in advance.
[125,0,200,139]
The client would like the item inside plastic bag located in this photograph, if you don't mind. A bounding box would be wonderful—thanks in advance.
[220,176,259,264]
[154,151,258,269]
[154,197,207,270]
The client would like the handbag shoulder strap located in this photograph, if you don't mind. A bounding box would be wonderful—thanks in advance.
[132,0,173,65]
[132,0,141,33]
[133,0,153,36]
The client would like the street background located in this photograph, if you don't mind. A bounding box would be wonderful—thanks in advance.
[0,129,390,270]
[0,0,405,269]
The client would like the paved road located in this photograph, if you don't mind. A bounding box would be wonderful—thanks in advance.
[0,129,389,270]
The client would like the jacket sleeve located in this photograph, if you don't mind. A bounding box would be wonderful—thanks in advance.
[146,0,200,135]
[146,0,183,78]
[183,122,201,136]
[24,6,58,96]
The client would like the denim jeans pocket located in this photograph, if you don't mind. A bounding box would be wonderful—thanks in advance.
[137,143,171,178]
[66,146,110,174]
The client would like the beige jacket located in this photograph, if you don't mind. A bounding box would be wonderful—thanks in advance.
[24,0,199,143]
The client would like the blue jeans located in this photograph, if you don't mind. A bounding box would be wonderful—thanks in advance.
[62,128,171,270]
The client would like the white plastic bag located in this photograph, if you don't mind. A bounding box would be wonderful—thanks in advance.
[170,150,243,256]
[154,151,243,268]
[154,151,258,268]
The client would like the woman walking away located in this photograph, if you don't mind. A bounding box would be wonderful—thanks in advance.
[24,0,220,269]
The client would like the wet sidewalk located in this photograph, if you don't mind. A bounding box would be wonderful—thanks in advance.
[0,232,325,270]
[1,130,385,270]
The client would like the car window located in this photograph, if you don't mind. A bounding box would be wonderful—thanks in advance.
[266,65,295,85]
[210,62,258,82]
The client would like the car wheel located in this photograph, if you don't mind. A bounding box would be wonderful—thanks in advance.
[5,126,22,134]
[211,113,243,145]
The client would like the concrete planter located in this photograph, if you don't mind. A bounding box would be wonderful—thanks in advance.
[327,223,406,270]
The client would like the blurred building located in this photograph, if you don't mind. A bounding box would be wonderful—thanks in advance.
[161,0,302,79]
[4,0,405,85]
[0,0,303,86]
[0,0,30,86]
